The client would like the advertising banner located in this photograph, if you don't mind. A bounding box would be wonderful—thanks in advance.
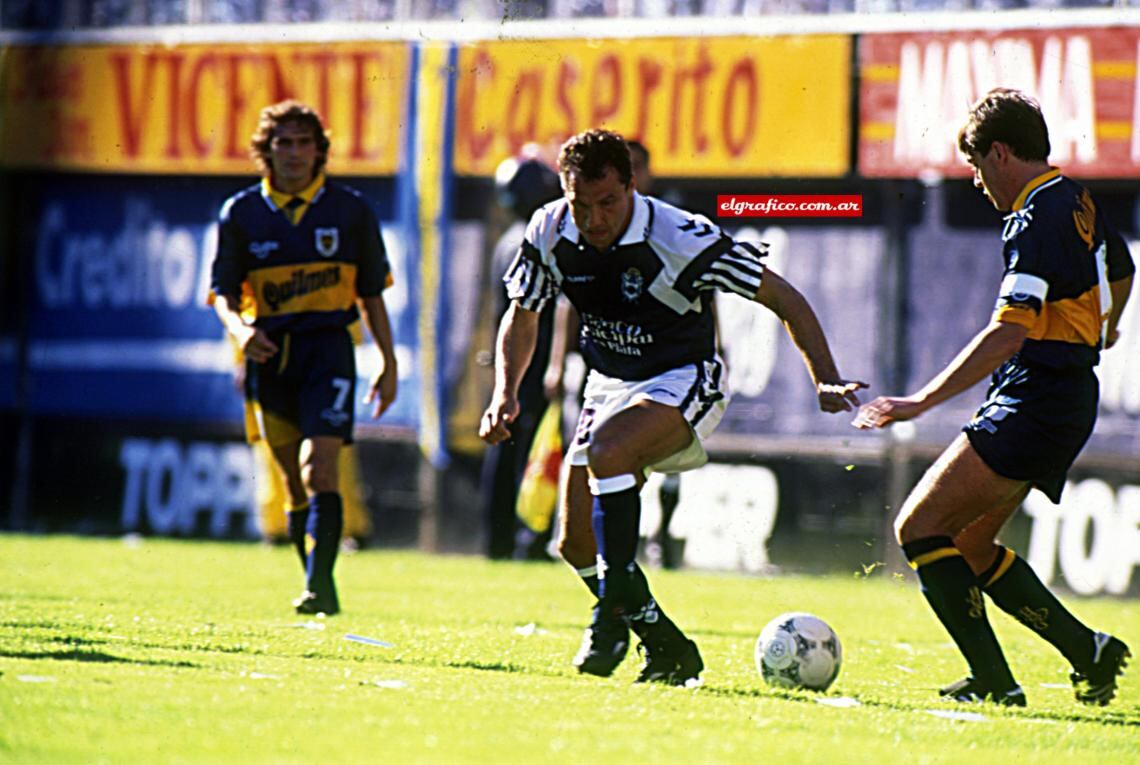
[19,175,421,431]
[713,223,885,441]
[0,41,410,175]
[859,27,1140,178]
[454,35,850,178]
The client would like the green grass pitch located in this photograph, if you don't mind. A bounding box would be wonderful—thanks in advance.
[1,534,1137,764]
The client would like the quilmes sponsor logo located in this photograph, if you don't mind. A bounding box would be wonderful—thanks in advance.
[262,265,341,311]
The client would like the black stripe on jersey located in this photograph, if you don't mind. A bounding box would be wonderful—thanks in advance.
[692,242,765,295]
[644,198,657,240]
[671,237,738,302]
[506,240,560,311]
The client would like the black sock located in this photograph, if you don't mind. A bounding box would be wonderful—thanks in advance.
[589,475,643,611]
[286,505,310,571]
[982,546,1095,669]
[575,566,601,599]
[622,562,686,649]
[903,536,1018,691]
[305,492,343,599]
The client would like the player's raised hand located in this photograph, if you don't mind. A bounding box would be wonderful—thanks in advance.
[853,395,925,429]
[816,379,868,413]
[479,394,520,445]
[365,359,398,419]
[235,325,278,364]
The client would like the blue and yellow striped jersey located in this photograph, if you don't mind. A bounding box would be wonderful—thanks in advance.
[993,169,1134,369]
[211,174,392,335]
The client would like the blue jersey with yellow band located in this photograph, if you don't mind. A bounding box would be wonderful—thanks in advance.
[211,174,391,335]
[993,169,1134,370]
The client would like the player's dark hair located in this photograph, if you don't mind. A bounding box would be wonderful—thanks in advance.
[250,100,331,178]
[958,88,1050,162]
[558,129,632,187]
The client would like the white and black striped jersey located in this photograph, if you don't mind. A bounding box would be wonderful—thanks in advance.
[504,192,765,380]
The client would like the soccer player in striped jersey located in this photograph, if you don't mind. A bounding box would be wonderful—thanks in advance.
[211,100,398,616]
[480,129,865,685]
[856,89,1134,706]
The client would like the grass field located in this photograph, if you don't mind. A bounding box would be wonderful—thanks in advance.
[1,534,1137,764]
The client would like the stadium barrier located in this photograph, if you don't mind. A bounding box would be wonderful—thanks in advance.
[1,12,1137,595]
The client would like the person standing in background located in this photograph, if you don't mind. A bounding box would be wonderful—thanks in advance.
[211,100,398,615]
[480,154,563,560]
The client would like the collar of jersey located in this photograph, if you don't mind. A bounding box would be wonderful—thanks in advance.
[262,172,326,211]
[1010,168,1061,212]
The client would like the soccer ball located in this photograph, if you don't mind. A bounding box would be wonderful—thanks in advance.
[755,612,842,691]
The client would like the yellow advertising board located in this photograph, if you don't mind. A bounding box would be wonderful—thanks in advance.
[0,41,410,175]
[453,35,850,177]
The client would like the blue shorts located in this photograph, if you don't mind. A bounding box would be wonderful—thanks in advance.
[963,358,1097,504]
[247,327,356,446]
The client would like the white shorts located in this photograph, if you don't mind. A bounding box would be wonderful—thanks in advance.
[567,358,729,475]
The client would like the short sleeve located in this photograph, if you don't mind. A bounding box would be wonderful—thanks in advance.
[993,223,1049,326]
[673,236,766,300]
[503,209,561,312]
[355,200,391,297]
[210,196,248,299]
[504,241,559,312]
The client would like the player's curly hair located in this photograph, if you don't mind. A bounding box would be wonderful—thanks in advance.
[558,129,632,187]
[958,88,1050,162]
[249,100,331,177]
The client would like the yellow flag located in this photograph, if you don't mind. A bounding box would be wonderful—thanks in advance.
[516,403,563,533]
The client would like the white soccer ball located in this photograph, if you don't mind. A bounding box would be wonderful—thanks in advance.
[755,612,842,691]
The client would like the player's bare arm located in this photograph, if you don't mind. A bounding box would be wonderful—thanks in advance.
[542,296,577,401]
[752,268,866,412]
[855,320,1028,429]
[1105,274,1134,349]
[480,301,540,444]
[213,293,278,363]
[359,294,398,418]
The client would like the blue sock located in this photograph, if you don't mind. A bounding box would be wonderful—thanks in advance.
[903,536,1017,691]
[305,492,343,598]
[589,474,648,612]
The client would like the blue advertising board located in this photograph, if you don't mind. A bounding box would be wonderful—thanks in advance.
[20,175,420,432]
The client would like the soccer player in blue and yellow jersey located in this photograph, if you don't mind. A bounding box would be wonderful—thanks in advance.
[211,100,398,616]
[856,89,1134,706]
[481,129,865,685]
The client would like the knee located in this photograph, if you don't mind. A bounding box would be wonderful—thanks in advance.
[586,436,634,478]
[892,513,909,547]
[893,504,926,547]
[557,533,595,569]
[302,457,338,494]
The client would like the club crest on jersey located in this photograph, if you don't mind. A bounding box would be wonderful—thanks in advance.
[620,267,644,302]
[315,227,339,258]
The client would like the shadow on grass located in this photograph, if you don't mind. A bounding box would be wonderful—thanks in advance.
[444,659,529,674]
[699,683,1140,727]
[1,649,200,669]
